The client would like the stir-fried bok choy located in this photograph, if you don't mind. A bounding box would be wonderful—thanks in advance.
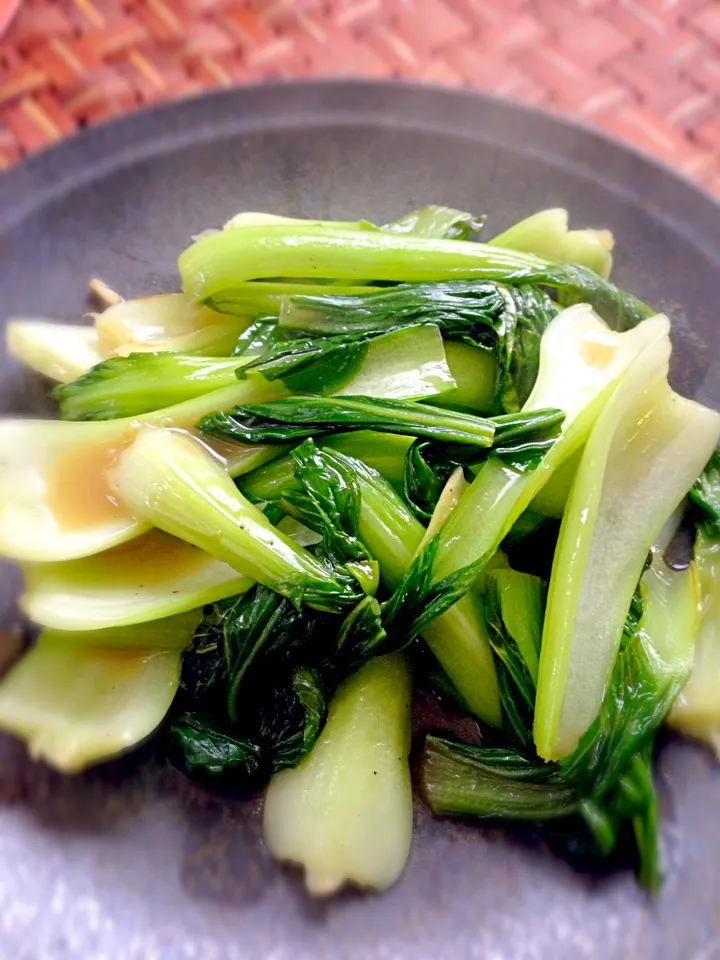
[0,203,718,898]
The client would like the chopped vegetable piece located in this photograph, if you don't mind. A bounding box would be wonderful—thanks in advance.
[382,204,485,240]
[0,375,287,563]
[669,527,720,751]
[489,208,614,279]
[423,737,577,819]
[20,531,254,631]
[0,615,197,772]
[401,309,672,632]
[110,426,363,613]
[534,334,720,760]
[94,293,249,358]
[200,394,563,451]
[7,321,101,383]
[178,224,651,329]
[56,354,247,421]
[430,341,496,413]
[263,653,412,895]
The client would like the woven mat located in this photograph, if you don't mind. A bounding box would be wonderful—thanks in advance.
[0,0,719,195]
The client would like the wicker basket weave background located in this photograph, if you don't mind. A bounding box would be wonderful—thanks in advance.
[0,0,718,194]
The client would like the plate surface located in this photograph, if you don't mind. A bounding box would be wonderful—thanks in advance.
[0,80,718,960]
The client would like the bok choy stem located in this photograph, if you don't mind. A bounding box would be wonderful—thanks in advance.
[240,449,501,725]
[0,614,200,772]
[110,427,362,613]
[263,652,413,895]
[428,310,673,589]
[178,225,652,330]
[534,334,720,760]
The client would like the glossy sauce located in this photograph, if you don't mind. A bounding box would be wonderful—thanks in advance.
[45,422,246,533]
[186,428,249,467]
[45,430,137,530]
[580,337,616,370]
[104,529,210,584]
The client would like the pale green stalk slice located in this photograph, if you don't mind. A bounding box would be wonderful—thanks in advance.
[669,532,720,750]
[20,530,252,631]
[263,653,412,896]
[7,321,101,383]
[0,616,198,773]
[110,426,354,612]
[534,335,720,760]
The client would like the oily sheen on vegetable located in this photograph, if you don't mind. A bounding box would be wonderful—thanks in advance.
[1,204,719,898]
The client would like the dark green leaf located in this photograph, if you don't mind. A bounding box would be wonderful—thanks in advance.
[278,280,561,414]
[279,279,509,339]
[422,736,577,819]
[689,450,720,531]
[334,595,386,671]
[258,665,327,771]
[402,410,564,522]
[403,441,456,522]
[238,330,371,394]
[232,317,284,357]
[201,394,499,448]
[223,588,304,723]
[283,440,377,591]
[167,713,265,785]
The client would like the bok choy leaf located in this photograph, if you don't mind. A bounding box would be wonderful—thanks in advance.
[55,354,247,421]
[240,445,502,725]
[380,308,672,644]
[382,204,485,239]
[199,394,563,450]
[277,281,556,412]
[168,587,329,785]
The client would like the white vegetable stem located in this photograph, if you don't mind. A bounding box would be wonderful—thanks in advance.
[110,426,353,612]
[7,321,101,383]
[534,333,720,760]
[21,530,253,631]
[94,293,248,358]
[0,376,286,563]
[263,653,412,896]
[0,612,200,772]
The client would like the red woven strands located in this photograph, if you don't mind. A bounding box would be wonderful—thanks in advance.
[0,0,718,192]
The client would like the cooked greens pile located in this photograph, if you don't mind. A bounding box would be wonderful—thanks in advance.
[2,205,719,898]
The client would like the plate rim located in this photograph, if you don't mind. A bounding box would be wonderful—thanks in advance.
[1,78,719,248]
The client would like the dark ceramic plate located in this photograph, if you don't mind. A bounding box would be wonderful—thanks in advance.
[0,81,718,960]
